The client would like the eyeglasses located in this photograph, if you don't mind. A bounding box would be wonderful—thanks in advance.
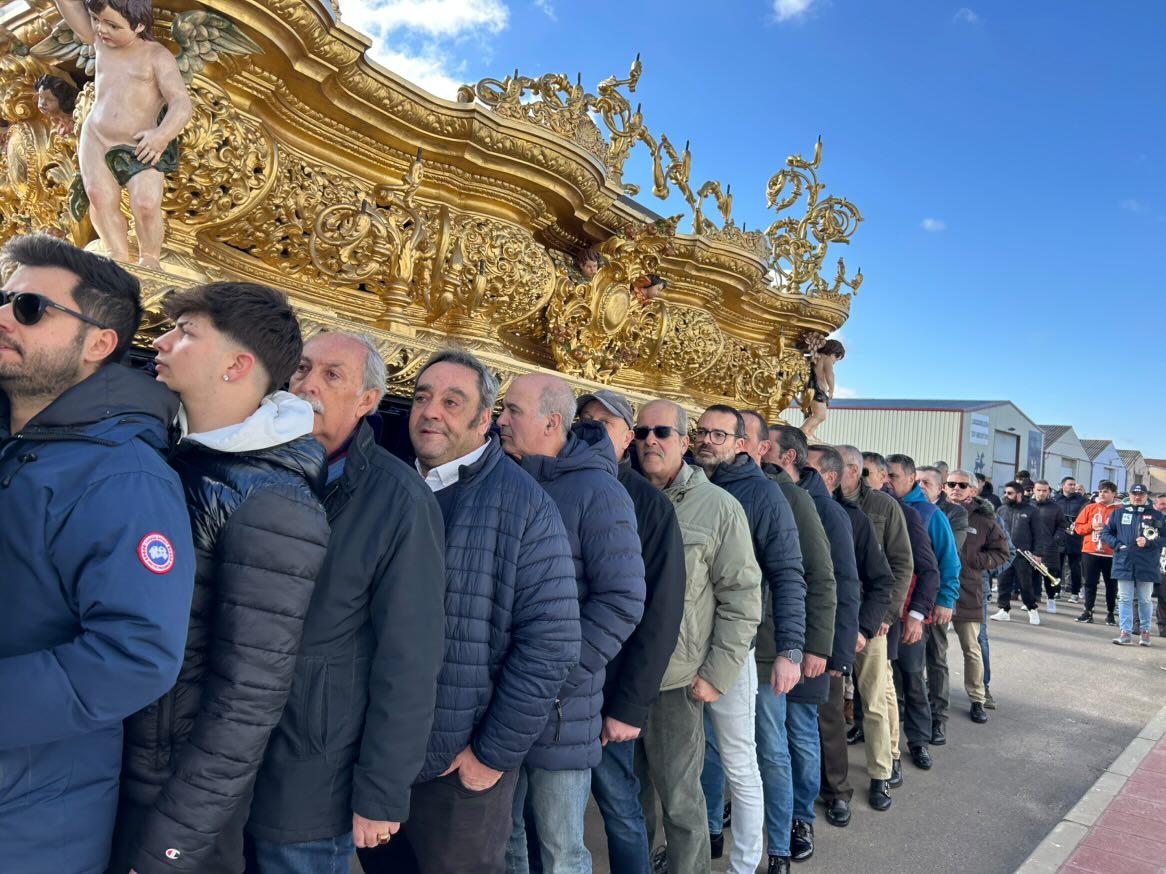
[947,481,972,489]
[693,427,739,445]
[861,469,871,477]
[633,425,677,441]
[1,290,111,329]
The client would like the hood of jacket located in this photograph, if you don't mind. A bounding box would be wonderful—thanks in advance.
[902,483,929,506]
[179,390,314,454]
[798,465,832,500]
[519,419,617,482]
[964,496,997,519]
[709,452,765,487]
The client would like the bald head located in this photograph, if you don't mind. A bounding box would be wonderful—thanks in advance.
[498,372,577,459]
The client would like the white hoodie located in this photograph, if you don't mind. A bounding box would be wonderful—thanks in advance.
[179,391,315,454]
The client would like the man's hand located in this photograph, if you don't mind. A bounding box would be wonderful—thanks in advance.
[902,615,924,645]
[801,653,827,679]
[691,676,721,703]
[877,622,890,637]
[931,605,953,625]
[352,813,400,849]
[441,746,502,792]
[855,633,867,654]
[601,716,641,746]
[771,656,801,696]
[828,669,843,678]
[1136,536,1148,548]
[133,128,170,166]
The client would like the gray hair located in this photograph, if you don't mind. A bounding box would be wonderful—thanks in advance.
[641,398,689,434]
[539,376,578,437]
[951,468,976,484]
[917,465,942,486]
[808,444,844,480]
[863,451,888,473]
[320,330,386,404]
[836,444,863,469]
[417,346,499,414]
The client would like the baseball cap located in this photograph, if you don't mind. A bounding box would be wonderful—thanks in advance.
[577,389,634,429]
[1130,484,1149,495]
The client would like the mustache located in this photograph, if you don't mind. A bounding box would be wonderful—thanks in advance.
[295,392,325,415]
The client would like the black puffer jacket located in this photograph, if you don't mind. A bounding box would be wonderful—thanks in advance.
[997,499,1035,552]
[1031,498,1068,565]
[115,418,330,874]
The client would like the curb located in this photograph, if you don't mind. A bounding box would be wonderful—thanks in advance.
[1014,700,1166,873]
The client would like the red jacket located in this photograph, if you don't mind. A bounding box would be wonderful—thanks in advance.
[1073,501,1121,557]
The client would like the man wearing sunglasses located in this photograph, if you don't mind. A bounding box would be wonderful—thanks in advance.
[632,399,762,874]
[0,234,195,874]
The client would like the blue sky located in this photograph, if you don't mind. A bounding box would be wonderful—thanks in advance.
[342,0,1166,456]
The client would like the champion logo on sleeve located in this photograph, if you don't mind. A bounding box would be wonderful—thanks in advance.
[165,848,182,860]
[138,533,176,574]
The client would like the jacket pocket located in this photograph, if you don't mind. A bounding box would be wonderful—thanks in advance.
[282,656,329,756]
[675,530,712,667]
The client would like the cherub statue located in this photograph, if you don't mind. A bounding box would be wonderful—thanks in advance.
[632,273,667,304]
[800,337,845,441]
[35,74,79,136]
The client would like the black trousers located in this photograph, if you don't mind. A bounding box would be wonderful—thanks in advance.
[1157,574,1166,633]
[998,562,1037,611]
[357,770,519,874]
[1038,551,1062,599]
[892,638,931,748]
[1082,554,1116,616]
[819,673,851,802]
[1063,550,1084,595]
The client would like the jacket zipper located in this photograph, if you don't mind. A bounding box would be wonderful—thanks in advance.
[554,699,563,742]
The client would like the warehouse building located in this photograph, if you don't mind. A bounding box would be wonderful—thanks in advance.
[1080,439,1127,492]
[1118,449,1148,489]
[1040,425,1092,485]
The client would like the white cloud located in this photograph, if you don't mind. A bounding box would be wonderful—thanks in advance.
[833,385,859,399]
[1120,198,1147,213]
[532,0,555,20]
[920,217,947,232]
[954,7,981,24]
[342,0,510,98]
[773,0,818,22]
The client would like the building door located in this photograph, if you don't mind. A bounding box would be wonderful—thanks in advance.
[1060,457,1076,481]
[992,431,1019,485]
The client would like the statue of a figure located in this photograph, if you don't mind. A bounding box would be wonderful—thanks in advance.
[51,0,193,268]
[801,337,845,441]
[35,74,79,137]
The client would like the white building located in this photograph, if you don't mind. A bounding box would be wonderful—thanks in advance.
[1080,439,1127,492]
[1117,449,1148,489]
[1040,425,1091,485]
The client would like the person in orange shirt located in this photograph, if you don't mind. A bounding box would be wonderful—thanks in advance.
[1073,480,1122,625]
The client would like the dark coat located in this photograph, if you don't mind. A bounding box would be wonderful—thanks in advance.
[0,367,195,874]
[1054,491,1089,553]
[937,494,970,550]
[418,436,580,782]
[837,494,895,640]
[248,418,446,843]
[116,417,330,874]
[955,499,1010,622]
[1031,498,1068,565]
[896,491,941,622]
[1102,504,1166,583]
[518,422,645,769]
[710,456,808,658]
[791,468,858,703]
[602,458,686,729]
[997,500,1036,552]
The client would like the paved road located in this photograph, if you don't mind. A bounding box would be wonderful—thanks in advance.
[584,602,1166,874]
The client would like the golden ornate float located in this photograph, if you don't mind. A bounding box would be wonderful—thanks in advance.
[0,0,863,419]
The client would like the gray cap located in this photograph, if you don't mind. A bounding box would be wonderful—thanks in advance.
[576,389,634,429]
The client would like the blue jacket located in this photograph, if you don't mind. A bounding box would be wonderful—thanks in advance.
[518,422,645,769]
[0,366,194,874]
[419,436,580,781]
[1102,504,1166,583]
[903,484,962,610]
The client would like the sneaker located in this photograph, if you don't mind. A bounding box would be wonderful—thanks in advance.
[652,845,669,874]
[1046,600,1057,614]
[990,609,1011,622]
[1113,632,1132,646]
[984,688,997,710]
[767,856,791,874]
[1105,613,1117,626]
[1069,593,1080,604]
[1029,609,1041,626]
[1075,610,1093,623]
[1140,632,1152,647]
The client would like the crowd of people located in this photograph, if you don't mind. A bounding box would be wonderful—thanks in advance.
[3,234,1166,874]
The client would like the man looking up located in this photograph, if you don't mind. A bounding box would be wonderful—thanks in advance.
[498,373,645,873]
[0,235,194,874]
[633,399,761,874]
[247,331,446,871]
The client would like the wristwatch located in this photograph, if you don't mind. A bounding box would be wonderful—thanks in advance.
[778,649,803,665]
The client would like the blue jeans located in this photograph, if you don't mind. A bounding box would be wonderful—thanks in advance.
[249,833,354,874]
[754,681,792,854]
[506,766,591,874]
[785,701,819,826]
[979,573,992,687]
[700,708,725,835]
[591,739,650,874]
[1118,580,1155,635]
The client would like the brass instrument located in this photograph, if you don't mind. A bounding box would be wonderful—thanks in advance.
[1143,522,1160,543]
[1019,550,1060,587]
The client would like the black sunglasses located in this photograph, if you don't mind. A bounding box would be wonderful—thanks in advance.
[633,425,677,441]
[1,290,111,329]
[947,481,972,489]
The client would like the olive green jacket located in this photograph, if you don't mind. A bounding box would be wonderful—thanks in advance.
[848,481,914,625]
[659,464,763,693]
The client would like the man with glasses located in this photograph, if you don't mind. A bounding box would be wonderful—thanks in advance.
[0,235,195,873]
[633,399,762,874]
[1054,477,1088,603]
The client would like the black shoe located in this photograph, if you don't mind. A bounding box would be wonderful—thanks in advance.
[1075,610,1093,623]
[889,758,903,788]
[709,832,723,860]
[1105,613,1117,626]
[930,722,947,745]
[651,845,669,874]
[768,856,791,874]
[1158,629,1166,638]
[868,779,892,811]
[823,798,851,827]
[970,702,988,723]
[909,744,932,770]
[846,724,864,745]
[723,799,731,828]
[790,819,814,861]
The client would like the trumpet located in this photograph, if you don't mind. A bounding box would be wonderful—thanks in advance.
[1143,522,1160,543]
[1019,550,1061,587]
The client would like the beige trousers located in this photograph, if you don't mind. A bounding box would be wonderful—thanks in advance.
[853,634,892,780]
[954,620,986,704]
[886,663,900,760]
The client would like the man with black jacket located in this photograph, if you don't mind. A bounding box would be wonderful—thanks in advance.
[809,446,895,814]
[577,390,686,874]
[111,282,332,874]
[1054,477,1089,602]
[1032,480,1068,613]
[991,482,1040,624]
[245,331,447,872]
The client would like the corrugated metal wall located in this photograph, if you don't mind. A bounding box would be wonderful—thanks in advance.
[783,407,962,463]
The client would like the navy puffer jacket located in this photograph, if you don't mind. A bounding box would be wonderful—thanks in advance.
[518,422,645,770]
[418,436,580,781]
[1102,504,1166,583]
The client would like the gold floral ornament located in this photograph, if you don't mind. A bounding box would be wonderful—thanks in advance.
[765,138,864,297]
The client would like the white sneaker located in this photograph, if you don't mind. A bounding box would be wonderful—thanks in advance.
[990,609,1011,622]
[1029,609,1041,626]
[1046,600,1057,614]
